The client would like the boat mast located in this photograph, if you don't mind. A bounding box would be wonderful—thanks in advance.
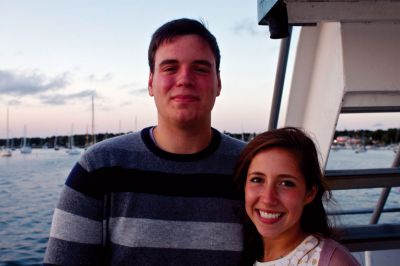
[23,124,27,147]
[91,94,96,145]
[6,107,10,148]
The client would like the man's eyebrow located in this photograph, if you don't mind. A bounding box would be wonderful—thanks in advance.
[193,60,212,67]
[159,59,178,66]
[158,59,213,68]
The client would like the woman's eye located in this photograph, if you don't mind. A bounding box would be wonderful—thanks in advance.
[280,180,295,187]
[249,177,262,183]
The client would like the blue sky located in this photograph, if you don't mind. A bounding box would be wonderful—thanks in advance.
[1,0,399,138]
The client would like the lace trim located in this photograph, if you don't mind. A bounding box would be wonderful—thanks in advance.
[254,235,323,266]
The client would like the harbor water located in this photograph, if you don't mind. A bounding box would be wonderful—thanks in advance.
[0,147,399,265]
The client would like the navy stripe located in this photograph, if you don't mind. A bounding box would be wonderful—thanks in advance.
[110,244,242,266]
[65,163,104,200]
[66,164,240,200]
[110,192,244,222]
[57,186,103,221]
[44,237,107,265]
[99,167,239,199]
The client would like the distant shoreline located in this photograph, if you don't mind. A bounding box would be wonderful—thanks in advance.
[1,128,399,149]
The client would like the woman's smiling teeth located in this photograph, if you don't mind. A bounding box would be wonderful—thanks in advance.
[259,210,282,219]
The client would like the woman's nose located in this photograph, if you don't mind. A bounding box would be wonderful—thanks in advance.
[260,185,278,204]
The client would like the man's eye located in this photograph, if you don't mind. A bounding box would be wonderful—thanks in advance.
[195,67,209,73]
[162,66,177,72]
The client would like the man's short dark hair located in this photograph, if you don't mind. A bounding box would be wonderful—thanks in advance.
[148,18,221,73]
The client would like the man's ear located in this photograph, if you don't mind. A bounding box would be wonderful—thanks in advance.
[304,185,317,205]
[148,72,154,96]
[216,72,221,96]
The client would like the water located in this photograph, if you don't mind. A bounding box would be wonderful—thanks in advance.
[0,148,398,265]
[326,149,400,226]
[0,149,79,265]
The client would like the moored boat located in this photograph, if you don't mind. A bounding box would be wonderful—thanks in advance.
[1,107,12,157]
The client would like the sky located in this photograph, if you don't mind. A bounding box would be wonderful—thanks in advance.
[1,0,399,138]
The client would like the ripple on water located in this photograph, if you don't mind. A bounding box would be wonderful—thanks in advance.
[1,149,76,264]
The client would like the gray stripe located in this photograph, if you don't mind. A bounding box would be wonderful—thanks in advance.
[112,193,243,223]
[109,217,243,251]
[80,132,245,174]
[50,208,102,244]
[57,186,103,221]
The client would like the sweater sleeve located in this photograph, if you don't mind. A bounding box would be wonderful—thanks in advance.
[43,163,106,265]
[319,238,360,266]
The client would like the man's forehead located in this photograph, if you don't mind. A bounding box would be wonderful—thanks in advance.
[160,34,207,47]
[157,35,212,53]
[154,35,215,65]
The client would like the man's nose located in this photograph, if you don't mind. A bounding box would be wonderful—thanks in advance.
[176,68,195,87]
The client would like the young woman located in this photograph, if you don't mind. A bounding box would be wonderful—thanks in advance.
[235,127,359,265]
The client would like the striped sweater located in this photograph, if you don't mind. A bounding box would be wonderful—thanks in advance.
[44,127,246,265]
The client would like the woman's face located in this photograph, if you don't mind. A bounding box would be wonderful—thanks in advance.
[244,148,316,244]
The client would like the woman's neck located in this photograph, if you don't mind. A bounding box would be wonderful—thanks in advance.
[261,232,310,262]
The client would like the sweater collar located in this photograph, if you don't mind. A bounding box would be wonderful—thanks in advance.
[141,126,221,162]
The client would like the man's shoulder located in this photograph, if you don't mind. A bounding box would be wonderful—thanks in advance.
[218,131,246,153]
[87,132,140,152]
[79,131,143,171]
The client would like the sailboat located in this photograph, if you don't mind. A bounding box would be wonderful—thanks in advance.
[54,135,60,150]
[85,94,96,150]
[66,125,81,155]
[66,135,81,155]
[1,107,12,157]
[20,125,32,154]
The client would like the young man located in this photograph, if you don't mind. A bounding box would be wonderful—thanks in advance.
[44,18,245,265]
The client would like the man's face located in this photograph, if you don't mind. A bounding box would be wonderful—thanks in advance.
[148,34,221,128]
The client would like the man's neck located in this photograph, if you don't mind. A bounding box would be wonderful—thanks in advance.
[152,124,213,154]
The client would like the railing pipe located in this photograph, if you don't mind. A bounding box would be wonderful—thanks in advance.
[370,148,400,224]
[268,26,292,130]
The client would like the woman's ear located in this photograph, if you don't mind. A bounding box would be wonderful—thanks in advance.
[304,185,317,205]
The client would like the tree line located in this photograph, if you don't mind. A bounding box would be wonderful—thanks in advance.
[334,128,400,146]
[0,133,123,148]
[1,128,399,148]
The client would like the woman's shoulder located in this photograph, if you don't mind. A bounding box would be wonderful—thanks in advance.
[319,237,360,266]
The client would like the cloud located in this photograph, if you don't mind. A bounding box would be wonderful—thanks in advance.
[7,99,22,106]
[129,88,148,95]
[98,105,113,111]
[40,89,97,105]
[120,101,132,107]
[87,73,113,82]
[118,83,148,95]
[119,82,139,90]
[232,18,263,36]
[14,50,24,56]
[0,69,70,96]
[371,123,384,128]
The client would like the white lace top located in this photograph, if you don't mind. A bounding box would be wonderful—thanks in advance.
[254,235,323,266]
